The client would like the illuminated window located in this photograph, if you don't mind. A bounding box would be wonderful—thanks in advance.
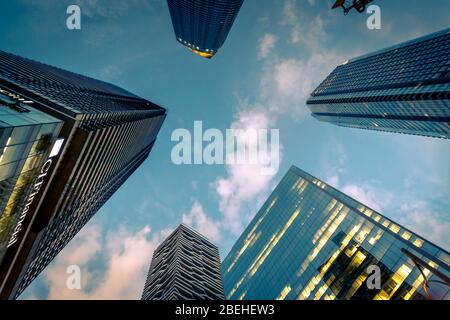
[413,238,424,248]
[389,224,400,234]
[401,231,412,240]
[238,291,247,300]
[276,285,291,300]
[374,264,412,300]
[364,209,373,217]
[368,229,383,245]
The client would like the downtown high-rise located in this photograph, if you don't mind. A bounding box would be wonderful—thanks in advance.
[306,28,450,139]
[222,166,450,300]
[166,0,245,58]
[142,224,224,300]
[0,50,166,299]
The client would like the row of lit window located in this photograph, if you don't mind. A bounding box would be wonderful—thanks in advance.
[177,37,215,53]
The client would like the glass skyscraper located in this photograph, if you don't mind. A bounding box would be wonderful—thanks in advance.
[306,28,450,139]
[222,166,450,300]
[142,224,224,300]
[166,0,245,58]
[0,89,63,267]
[0,50,166,299]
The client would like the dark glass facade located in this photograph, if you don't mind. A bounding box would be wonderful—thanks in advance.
[0,50,166,299]
[167,0,245,58]
[222,166,450,300]
[0,89,63,267]
[307,28,450,139]
[142,224,224,300]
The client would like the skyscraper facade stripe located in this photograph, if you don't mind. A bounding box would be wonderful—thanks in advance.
[0,50,166,299]
[142,224,224,300]
[222,166,449,300]
[306,28,450,139]
[167,0,245,58]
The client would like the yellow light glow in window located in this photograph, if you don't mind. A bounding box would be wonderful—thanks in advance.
[346,273,368,299]
[249,208,301,278]
[297,212,349,299]
[188,48,214,59]
[313,202,343,244]
[0,137,12,164]
[314,283,329,300]
[364,209,373,217]
[226,198,277,273]
[401,231,412,240]
[389,224,400,234]
[413,238,424,248]
[229,207,302,297]
[374,264,412,300]
[292,178,308,194]
[238,290,247,300]
[276,285,292,300]
[368,229,383,245]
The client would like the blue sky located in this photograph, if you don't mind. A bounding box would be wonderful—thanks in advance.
[0,0,449,299]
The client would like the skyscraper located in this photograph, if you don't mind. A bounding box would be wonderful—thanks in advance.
[306,28,450,139]
[166,0,245,58]
[142,224,224,300]
[0,50,166,299]
[222,166,450,300]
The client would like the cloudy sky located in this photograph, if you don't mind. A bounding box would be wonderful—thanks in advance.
[0,0,449,299]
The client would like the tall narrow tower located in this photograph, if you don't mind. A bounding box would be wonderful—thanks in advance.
[167,0,245,58]
[142,224,224,300]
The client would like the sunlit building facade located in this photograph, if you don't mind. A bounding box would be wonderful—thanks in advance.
[142,224,224,300]
[166,0,245,58]
[0,89,63,266]
[307,28,450,139]
[0,50,166,299]
[222,166,450,300]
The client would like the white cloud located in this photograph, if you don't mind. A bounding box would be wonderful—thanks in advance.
[212,108,280,235]
[321,136,348,184]
[341,184,384,212]
[291,25,301,44]
[282,0,298,26]
[282,0,326,47]
[326,175,340,188]
[39,223,168,300]
[260,51,343,119]
[210,0,340,235]
[395,202,450,251]
[182,201,221,242]
[258,34,278,60]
